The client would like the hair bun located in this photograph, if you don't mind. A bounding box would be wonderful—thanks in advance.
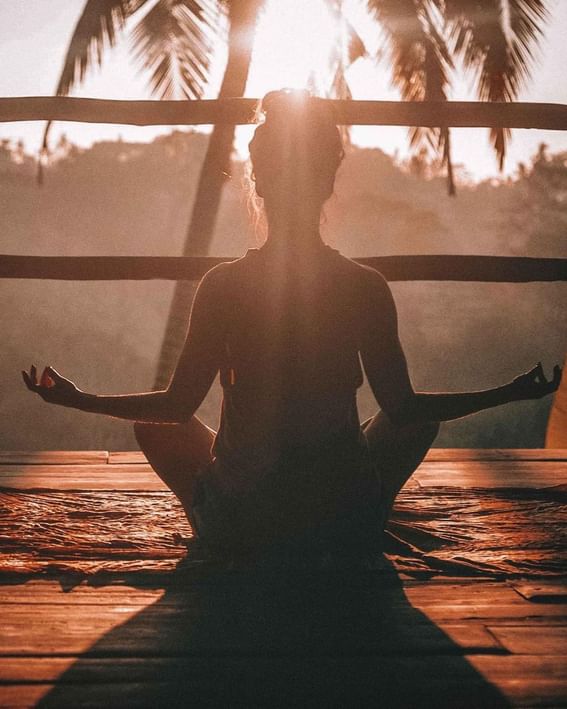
[261,89,315,124]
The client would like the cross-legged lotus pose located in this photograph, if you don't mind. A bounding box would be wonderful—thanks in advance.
[23,90,562,555]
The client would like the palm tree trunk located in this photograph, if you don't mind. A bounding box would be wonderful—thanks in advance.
[153,0,262,390]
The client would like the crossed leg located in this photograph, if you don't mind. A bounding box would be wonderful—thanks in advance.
[133,417,215,524]
[361,411,440,524]
[134,412,439,543]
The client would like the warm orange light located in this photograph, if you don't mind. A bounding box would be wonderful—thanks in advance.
[249,0,339,95]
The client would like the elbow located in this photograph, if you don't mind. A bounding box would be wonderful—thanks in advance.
[166,390,199,424]
[385,395,419,428]
[386,397,440,432]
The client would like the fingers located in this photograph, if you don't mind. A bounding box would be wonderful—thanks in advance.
[534,362,546,384]
[551,365,563,391]
[41,367,55,388]
[22,365,57,394]
[21,370,34,391]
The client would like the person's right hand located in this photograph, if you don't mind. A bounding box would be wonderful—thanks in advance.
[510,362,562,401]
[22,365,82,408]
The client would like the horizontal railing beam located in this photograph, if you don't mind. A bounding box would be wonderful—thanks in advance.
[1,255,565,282]
[1,97,567,130]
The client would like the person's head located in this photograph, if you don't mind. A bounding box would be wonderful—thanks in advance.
[248,89,344,220]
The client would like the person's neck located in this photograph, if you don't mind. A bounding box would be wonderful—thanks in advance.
[262,207,325,256]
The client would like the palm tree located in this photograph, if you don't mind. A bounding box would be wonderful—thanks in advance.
[44,0,548,387]
[43,0,366,388]
[367,0,548,193]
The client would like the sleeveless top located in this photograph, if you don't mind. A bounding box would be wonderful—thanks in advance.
[212,245,365,472]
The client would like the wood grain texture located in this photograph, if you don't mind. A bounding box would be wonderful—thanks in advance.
[424,449,567,462]
[1,254,566,282]
[512,583,567,604]
[0,451,109,465]
[3,96,567,129]
[0,451,565,707]
[487,626,567,655]
[105,449,567,465]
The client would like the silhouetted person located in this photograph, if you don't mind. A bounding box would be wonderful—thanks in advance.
[23,90,562,555]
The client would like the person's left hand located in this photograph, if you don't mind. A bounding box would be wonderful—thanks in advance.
[22,365,81,408]
[510,362,563,401]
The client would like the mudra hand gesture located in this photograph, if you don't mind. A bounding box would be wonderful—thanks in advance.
[510,362,562,400]
[22,365,81,408]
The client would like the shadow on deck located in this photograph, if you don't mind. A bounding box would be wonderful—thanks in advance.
[35,562,510,708]
[0,449,566,707]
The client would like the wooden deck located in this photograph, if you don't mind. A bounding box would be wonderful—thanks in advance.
[0,449,566,708]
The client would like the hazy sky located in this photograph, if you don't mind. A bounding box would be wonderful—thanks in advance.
[1,0,566,179]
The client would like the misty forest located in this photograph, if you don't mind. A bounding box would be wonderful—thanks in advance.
[1,133,566,450]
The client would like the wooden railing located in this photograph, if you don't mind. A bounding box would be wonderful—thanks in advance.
[1,96,566,284]
[2,96,567,130]
[0,255,565,283]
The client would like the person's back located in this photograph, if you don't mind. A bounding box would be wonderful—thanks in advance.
[210,244,371,487]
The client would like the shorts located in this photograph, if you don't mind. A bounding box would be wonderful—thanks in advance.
[189,435,386,553]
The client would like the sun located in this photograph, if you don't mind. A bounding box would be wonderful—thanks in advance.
[234,0,340,155]
[248,0,339,94]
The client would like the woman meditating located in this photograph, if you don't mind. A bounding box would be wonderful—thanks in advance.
[23,90,562,554]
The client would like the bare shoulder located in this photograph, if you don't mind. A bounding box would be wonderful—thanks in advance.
[195,260,234,295]
[333,252,393,303]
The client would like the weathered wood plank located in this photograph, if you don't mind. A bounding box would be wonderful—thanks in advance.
[424,449,567,462]
[512,584,567,604]
[1,605,564,657]
[0,479,165,491]
[0,465,152,475]
[414,460,567,488]
[1,666,565,708]
[404,584,529,606]
[0,587,527,611]
[0,653,533,690]
[2,654,564,686]
[105,449,567,465]
[0,685,48,708]
[0,464,164,491]
[5,599,542,621]
[413,604,567,622]
[0,452,109,465]
[0,581,522,605]
[108,451,147,465]
[0,626,503,657]
[2,254,566,283]
[4,96,567,129]
[488,626,567,655]
[2,459,566,491]
[0,584,164,605]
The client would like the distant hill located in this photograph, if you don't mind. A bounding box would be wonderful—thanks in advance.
[1,132,565,449]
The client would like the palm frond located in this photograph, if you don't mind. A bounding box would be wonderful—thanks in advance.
[445,0,548,169]
[323,1,367,147]
[55,0,150,97]
[345,19,367,64]
[40,0,150,181]
[130,0,220,100]
[367,0,455,193]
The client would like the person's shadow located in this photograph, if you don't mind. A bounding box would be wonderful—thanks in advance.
[38,555,510,708]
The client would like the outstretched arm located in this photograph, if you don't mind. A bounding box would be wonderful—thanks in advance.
[359,269,562,427]
[22,270,224,423]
